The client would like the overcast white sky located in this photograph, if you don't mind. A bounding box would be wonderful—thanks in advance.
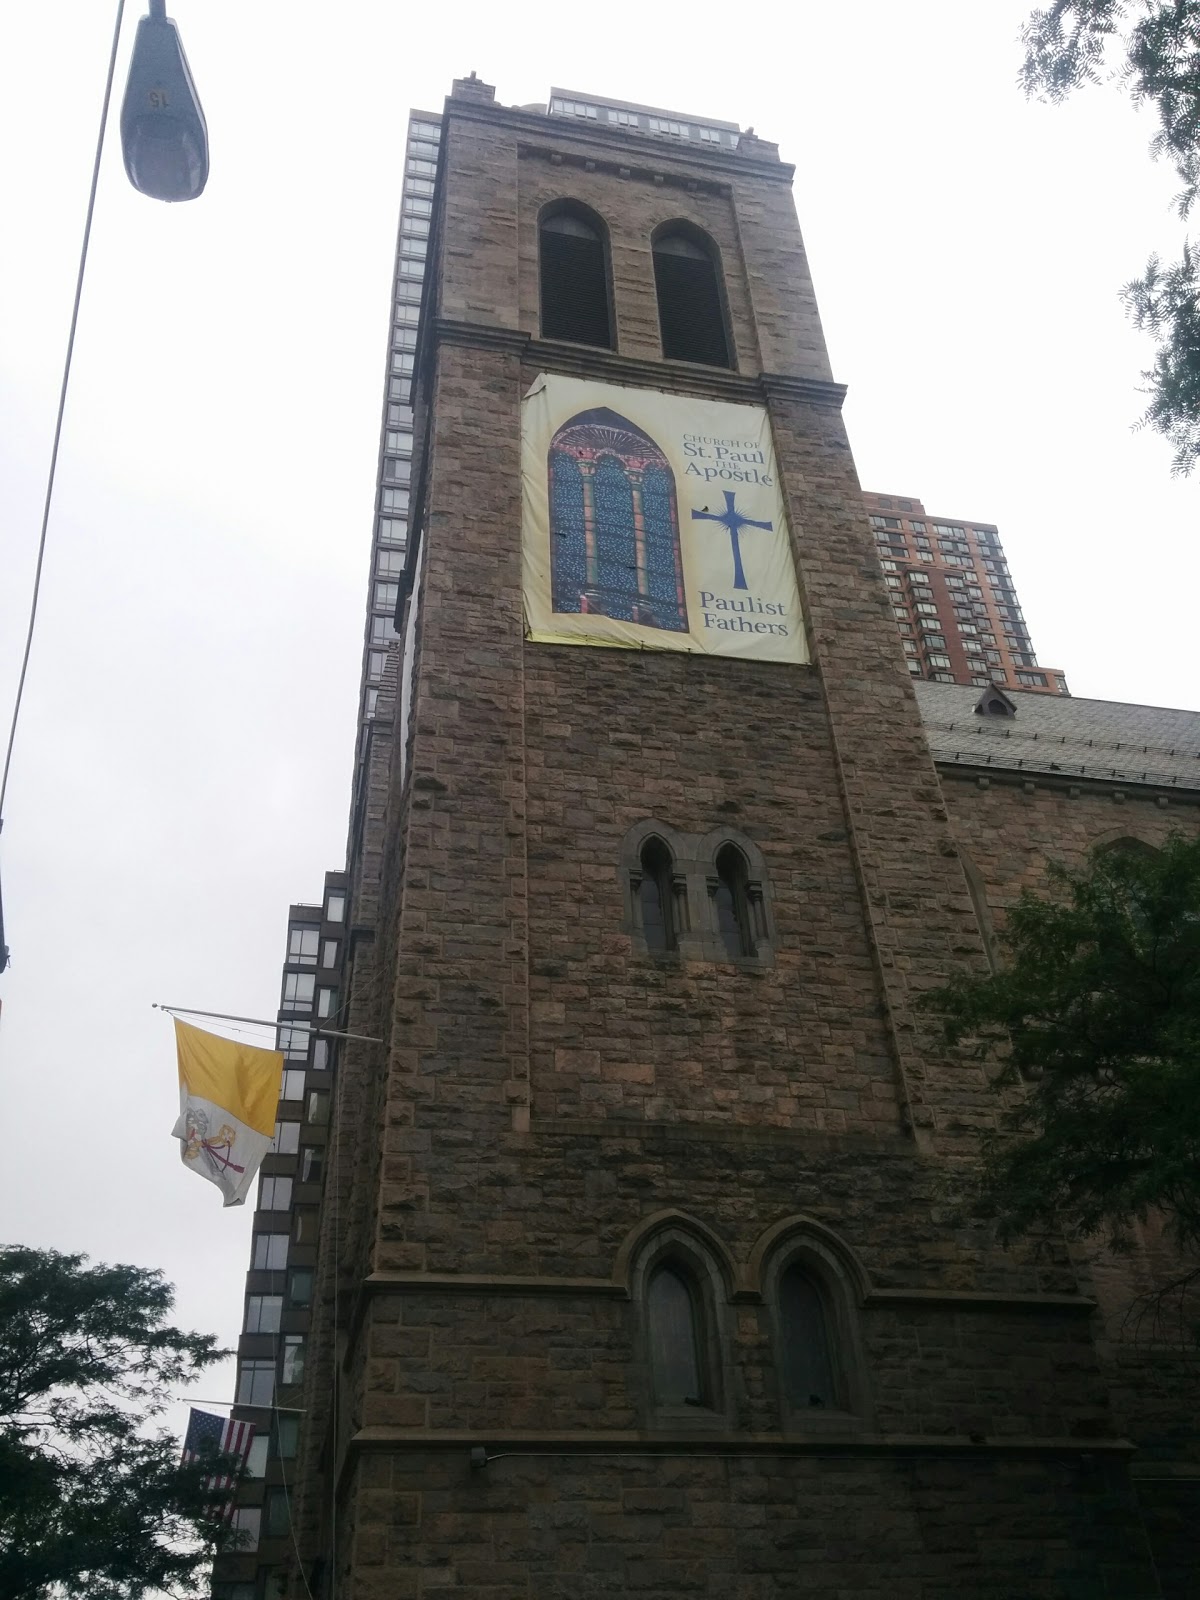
[1,1,1195,1428]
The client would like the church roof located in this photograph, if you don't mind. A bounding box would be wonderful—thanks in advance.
[913,679,1200,793]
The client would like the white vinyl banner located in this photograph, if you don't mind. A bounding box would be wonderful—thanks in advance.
[521,373,807,665]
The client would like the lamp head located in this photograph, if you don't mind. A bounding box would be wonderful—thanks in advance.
[120,10,208,202]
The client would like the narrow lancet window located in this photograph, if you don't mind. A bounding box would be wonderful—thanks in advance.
[714,843,755,959]
[648,1263,704,1406]
[779,1265,836,1410]
[652,229,731,368]
[540,208,612,349]
[639,838,677,952]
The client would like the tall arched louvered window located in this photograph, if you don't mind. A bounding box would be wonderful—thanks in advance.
[652,227,732,368]
[647,1263,706,1406]
[778,1264,837,1410]
[539,206,613,349]
[714,843,755,959]
[639,837,677,953]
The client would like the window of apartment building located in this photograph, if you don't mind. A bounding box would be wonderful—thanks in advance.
[902,640,918,655]
[280,1335,306,1387]
[1018,671,1048,687]
[892,606,908,622]
[909,521,926,533]
[971,675,991,687]
[270,1120,300,1156]
[316,988,337,1019]
[273,1416,299,1459]
[236,1360,274,1408]
[282,972,314,1008]
[231,1506,260,1551]
[277,1024,310,1061]
[381,486,409,513]
[300,1146,324,1185]
[907,659,923,675]
[370,616,400,643]
[394,301,422,324]
[252,1234,288,1272]
[367,651,388,682]
[886,575,902,589]
[922,634,947,650]
[287,926,318,965]
[377,549,405,577]
[879,559,897,571]
[321,938,338,968]
[378,517,407,545]
[326,893,345,922]
[263,1487,290,1540]
[312,1038,330,1071]
[293,1208,317,1245]
[915,602,939,616]
[407,156,437,177]
[289,1269,314,1307]
[306,1090,330,1125]
[927,654,951,669]
[990,668,1009,683]
[259,1176,292,1212]
[245,1293,283,1334]
[244,1433,269,1478]
[869,515,901,529]
[280,1068,306,1101]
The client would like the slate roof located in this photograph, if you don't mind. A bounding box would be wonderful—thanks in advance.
[913,680,1200,793]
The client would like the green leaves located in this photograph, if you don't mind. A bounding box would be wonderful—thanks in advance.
[925,833,1200,1248]
[0,1247,231,1600]
[1021,2,1200,471]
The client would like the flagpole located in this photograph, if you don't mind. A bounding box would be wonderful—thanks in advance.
[153,1003,382,1045]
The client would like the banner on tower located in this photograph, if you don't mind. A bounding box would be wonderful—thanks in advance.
[521,373,807,664]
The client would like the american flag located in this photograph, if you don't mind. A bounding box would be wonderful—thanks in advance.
[181,1407,255,1514]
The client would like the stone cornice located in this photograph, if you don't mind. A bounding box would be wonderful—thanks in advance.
[934,760,1200,803]
[443,95,796,185]
[433,320,847,410]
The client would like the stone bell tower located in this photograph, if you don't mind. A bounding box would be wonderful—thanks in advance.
[285,76,1163,1599]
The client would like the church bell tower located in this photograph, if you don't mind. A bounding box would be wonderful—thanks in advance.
[287,76,1161,1598]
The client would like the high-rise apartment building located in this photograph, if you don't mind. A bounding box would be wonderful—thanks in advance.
[213,76,1196,1600]
[863,489,1069,695]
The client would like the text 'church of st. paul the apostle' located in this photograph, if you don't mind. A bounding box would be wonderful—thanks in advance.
[214,76,1200,1600]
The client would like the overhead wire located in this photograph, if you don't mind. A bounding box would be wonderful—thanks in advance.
[0,0,128,972]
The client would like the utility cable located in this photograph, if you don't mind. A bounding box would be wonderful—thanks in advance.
[0,0,127,971]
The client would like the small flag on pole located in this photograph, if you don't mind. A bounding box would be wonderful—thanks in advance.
[181,1407,255,1515]
[172,1019,282,1207]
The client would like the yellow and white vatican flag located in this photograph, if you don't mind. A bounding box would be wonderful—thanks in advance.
[171,1020,282,1207]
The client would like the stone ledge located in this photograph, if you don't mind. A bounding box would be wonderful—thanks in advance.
[355,1270,1094,1316]
[433,321,847,410]
[345,1425,1136,1458]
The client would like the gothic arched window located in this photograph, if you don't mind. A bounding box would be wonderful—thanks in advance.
[539,205,613,349]
[638,837,677,953]
[652,226,732,369]
[548,408,687,632]
[778,1264,837,1411]
[713,843,756,959]
[647,1263,706,1407]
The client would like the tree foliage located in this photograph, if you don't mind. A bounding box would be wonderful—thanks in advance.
[1021,1,1200,471]
[925,832,1200,1248]
[0,1246,233,1600]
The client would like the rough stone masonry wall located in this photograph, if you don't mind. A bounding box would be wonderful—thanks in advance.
[938,771,1200,1595]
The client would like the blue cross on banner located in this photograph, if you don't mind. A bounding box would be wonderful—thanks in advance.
[690,492,774,590]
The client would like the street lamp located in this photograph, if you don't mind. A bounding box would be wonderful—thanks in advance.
[119,0,208,202]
